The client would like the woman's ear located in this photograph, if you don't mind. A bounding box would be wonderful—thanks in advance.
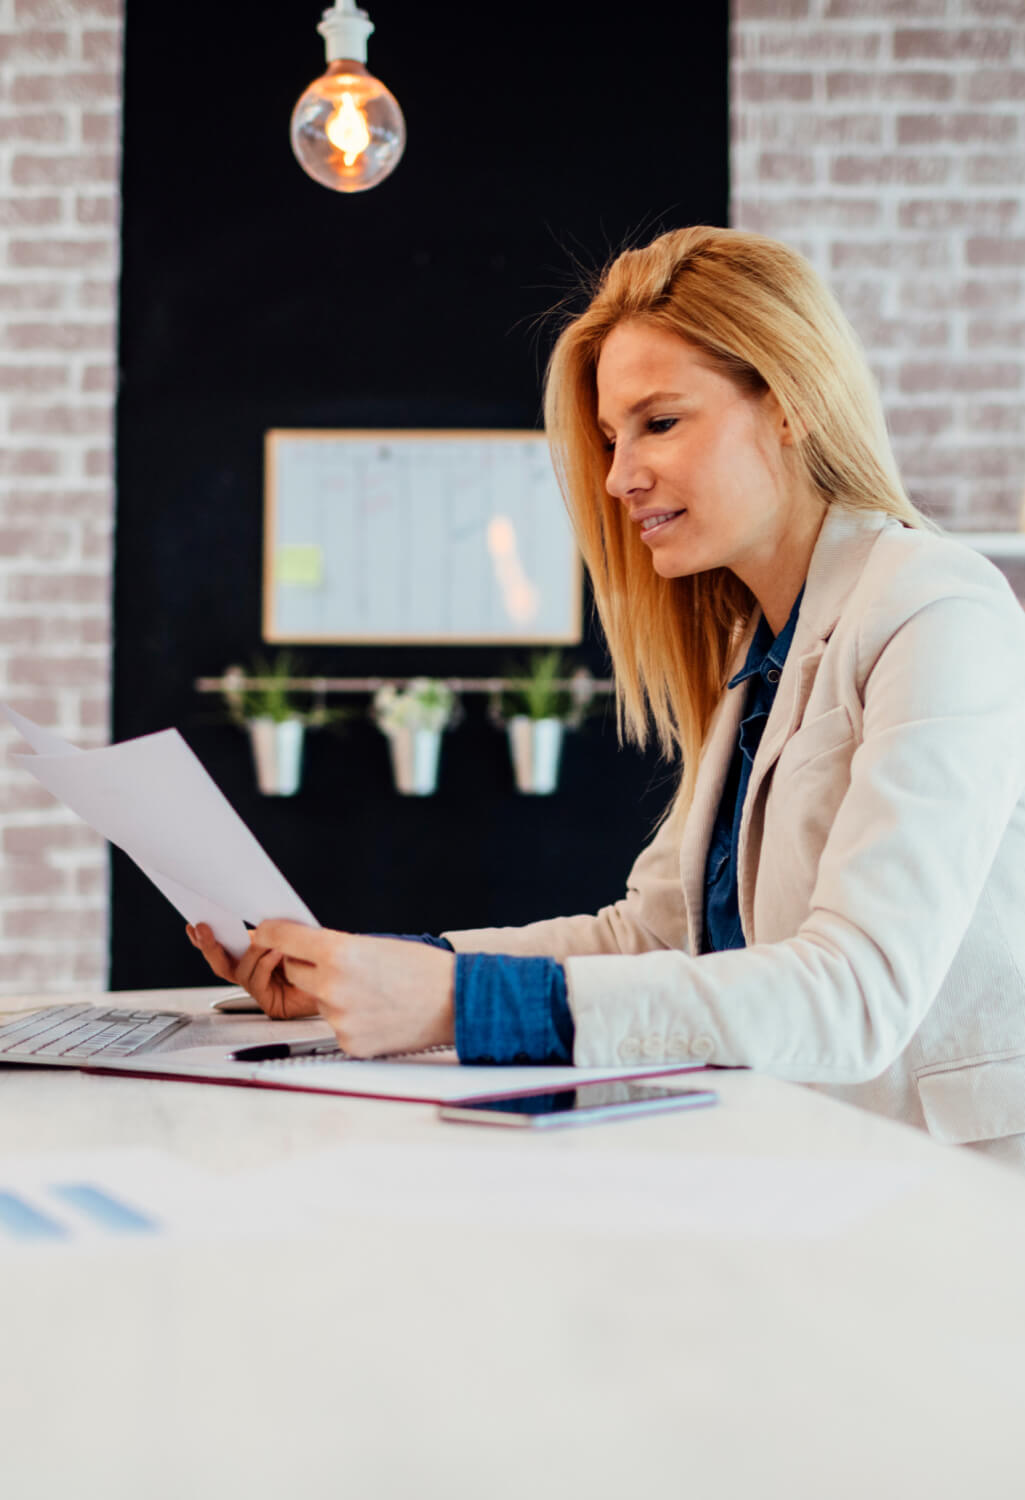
[765,391,806,447]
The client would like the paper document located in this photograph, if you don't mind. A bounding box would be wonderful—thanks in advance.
[1,705,317,957]
[0,1148,279,1252]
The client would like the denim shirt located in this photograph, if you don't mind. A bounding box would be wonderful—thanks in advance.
[384,935,574,1065]
[703,589,804,953]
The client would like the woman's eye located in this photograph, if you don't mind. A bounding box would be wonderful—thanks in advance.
[648,417,677,434]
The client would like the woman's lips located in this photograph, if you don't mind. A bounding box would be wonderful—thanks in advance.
[639,510,685,541]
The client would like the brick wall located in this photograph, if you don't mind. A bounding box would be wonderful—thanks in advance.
[731,0,1025,534]
[0,0,121,995]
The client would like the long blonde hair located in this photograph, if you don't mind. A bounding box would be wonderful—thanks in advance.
[543,225,926,818]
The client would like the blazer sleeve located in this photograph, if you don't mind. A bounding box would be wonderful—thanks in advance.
[441,805,690,960]
[566,584,1025,1082]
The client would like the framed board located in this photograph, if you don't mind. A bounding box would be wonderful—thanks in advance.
[263,430,583,644]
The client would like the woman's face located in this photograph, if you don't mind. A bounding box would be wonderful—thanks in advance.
[595,321,809,588]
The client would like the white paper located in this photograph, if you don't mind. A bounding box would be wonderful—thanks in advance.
[0,1149,240,1252]
[1,705,316,956]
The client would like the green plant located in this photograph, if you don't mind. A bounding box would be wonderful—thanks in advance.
[498,650,574,723]
[221,653,340,729]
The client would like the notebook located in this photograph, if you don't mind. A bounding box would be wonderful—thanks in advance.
[96,1044,701,1104]
[0,996,701,1104]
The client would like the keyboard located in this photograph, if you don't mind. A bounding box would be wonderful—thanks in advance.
[0,1004,188,1062]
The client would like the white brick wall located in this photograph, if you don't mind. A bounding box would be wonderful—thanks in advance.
[0,0,121,994]
[731,0,1025,531]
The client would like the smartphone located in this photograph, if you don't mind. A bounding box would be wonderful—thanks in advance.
[438,1079,717,1129]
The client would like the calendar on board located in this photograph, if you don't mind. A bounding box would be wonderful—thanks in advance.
[263,430,583,644]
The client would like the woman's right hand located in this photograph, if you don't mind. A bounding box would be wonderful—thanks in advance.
[186,922,320,1020]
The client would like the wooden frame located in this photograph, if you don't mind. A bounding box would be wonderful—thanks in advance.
[263,429,584,645]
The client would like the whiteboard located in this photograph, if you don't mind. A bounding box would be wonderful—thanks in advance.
[263,430,583,644]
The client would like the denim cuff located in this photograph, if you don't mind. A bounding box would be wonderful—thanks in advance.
[371,933,455,951]
[454,952,574,1065]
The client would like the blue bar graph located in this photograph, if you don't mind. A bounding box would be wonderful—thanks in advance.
[50,1183,158,1235]
[0,1191,68,1242]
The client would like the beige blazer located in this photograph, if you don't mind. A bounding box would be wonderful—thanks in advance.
[445,505,1025,1163]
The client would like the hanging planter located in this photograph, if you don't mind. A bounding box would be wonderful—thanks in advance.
[247,716,306,797]
[506,715,564,796]
[220,653,340,798]
[372,678,456,797]
[492,650,595,797]
[384,725,443,796]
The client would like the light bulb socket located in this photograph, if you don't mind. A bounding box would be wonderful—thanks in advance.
[317,0,374,64]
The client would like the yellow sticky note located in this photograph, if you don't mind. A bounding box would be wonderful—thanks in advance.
[277,544,324,588]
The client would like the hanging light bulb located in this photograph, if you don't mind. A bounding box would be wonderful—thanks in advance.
[291,0,406,194]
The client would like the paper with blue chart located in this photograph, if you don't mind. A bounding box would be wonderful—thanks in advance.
[0,704,316,959]
[0,1151,231,1251]
[265,429,583,643]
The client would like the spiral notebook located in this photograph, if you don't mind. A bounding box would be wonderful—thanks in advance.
[95,1043,699,1105]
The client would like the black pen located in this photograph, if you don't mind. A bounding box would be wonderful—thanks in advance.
[229,1038,342,1063]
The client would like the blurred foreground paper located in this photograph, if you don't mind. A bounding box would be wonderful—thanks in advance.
[0,704,317,957]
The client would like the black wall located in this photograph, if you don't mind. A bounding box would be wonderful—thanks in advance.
[112,1,730,988]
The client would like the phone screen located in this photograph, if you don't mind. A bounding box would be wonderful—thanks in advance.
[440,1079,717,1128]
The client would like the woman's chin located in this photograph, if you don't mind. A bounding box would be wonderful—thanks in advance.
[650,548,705,580]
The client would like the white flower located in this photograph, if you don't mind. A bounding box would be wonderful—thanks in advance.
[373,678,455,735]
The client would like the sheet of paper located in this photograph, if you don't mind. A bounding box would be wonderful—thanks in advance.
[1,705,316,957]
[0,1149,245,1252]
[2,706,252,953]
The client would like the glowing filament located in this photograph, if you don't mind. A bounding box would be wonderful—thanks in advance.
[326,93,371,165]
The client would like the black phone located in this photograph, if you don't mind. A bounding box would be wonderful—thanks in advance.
[438,1078,717,1129]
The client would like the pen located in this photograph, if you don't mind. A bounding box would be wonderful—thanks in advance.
[229,1038,342,1063]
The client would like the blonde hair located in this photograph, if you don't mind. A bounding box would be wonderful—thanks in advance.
[543,225,927,819]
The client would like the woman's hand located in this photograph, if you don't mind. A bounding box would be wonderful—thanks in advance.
[186,922,320,1020]
[250,921,456,1057]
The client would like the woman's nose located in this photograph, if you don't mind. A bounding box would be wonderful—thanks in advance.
[605,444,652,503]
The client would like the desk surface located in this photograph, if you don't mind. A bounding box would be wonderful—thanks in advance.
[2,986,1025,1500]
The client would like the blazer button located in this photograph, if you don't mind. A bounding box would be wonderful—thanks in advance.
[642,1034,664,1061]
[618,1037,641,1063]
[690,1035,714,1061]
[666,1034,690,1061]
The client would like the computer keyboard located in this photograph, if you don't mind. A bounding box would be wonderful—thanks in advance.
[0,1004,187,1061]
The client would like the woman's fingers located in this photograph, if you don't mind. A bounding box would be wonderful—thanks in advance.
[246,948,288,1016]
[191,923,238,983]
[251,919,327,963]
[281,954,320,997]
[235,939,272,992]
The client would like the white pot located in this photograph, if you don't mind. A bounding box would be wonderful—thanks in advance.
[247,718,305,797]
[507,716,564,795]
[386,726,442,796]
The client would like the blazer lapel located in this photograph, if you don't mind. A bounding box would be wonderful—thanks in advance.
[678,621,754,955]
[735,504,895,937]
[736,634,828,936]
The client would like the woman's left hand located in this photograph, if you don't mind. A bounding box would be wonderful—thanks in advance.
[250,921,456,1058]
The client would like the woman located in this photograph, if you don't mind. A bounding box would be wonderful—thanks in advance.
[190,226,1025,1164]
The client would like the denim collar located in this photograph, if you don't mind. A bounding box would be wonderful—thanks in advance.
[728,586,805,691]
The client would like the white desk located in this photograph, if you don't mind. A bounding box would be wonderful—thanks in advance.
[2,986,1025,1500]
